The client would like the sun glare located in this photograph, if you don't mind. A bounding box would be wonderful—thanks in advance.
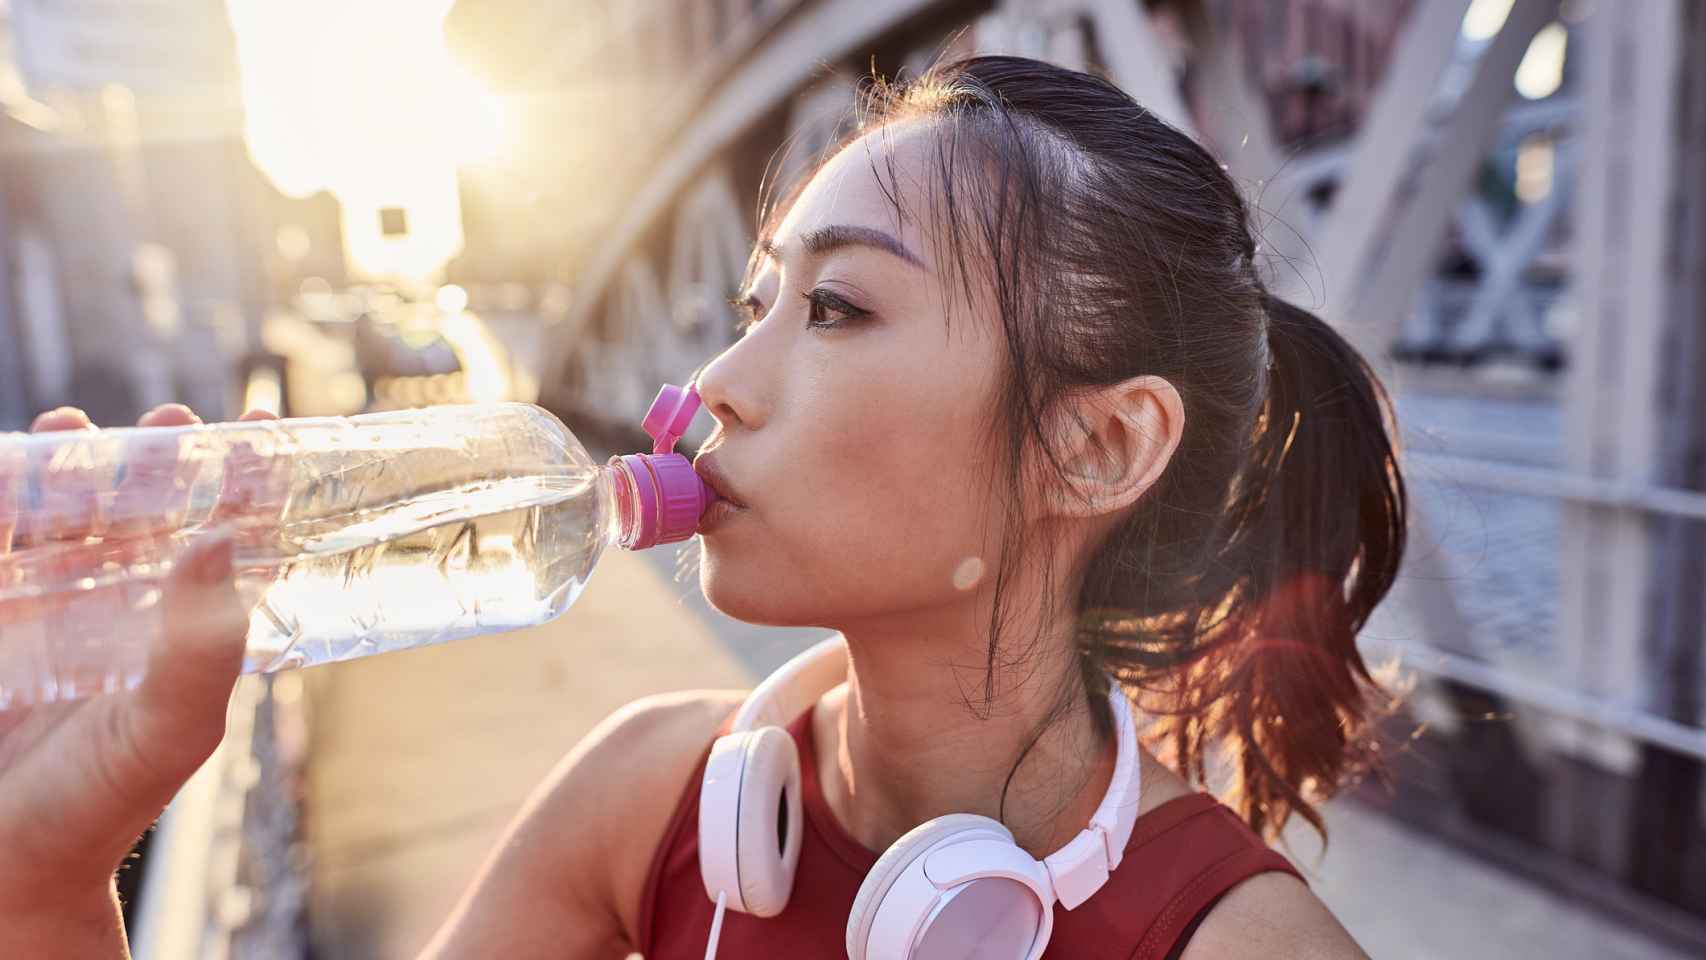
[225,0,507,280]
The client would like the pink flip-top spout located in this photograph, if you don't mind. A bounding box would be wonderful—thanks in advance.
[611,384,719,550]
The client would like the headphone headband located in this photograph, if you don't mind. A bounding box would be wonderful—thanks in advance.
[1043,677,1140,908]
[730,635,848,733]
[735,634,1141,898]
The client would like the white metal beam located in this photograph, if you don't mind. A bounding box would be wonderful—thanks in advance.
[1342,0,1558,358]
[1444,148,1573,352]
[1083,0,1195,137]
[1268,0,1473,309]
[1363,635,1706,766]
[1555,3,1685,780]
[1406,451,1706,523]
[1556,1,1683,779]
[1188,15,1309,293]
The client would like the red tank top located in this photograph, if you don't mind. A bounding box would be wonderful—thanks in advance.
[637,706,1303,958]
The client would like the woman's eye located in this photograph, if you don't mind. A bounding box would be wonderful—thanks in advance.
[801,288,870,330]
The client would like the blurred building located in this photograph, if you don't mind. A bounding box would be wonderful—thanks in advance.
[1212,0,1414,145]
[0,0,344,429]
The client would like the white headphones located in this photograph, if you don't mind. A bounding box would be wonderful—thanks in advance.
[698,636,1142,960]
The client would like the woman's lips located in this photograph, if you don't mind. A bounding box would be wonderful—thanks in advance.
[693,457,748,508]
[693,456,749,534]
[697,497,745,534]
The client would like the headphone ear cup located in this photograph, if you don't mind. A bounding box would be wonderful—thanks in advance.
[698,732,752,912]
[734,725,804,917]
[698,727,804,918]
[845,813,1013,960]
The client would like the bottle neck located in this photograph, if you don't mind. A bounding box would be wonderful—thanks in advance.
[601,452,716,550]
[601,460,639,549]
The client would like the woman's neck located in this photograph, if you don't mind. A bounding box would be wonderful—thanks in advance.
[813,601,1116,860]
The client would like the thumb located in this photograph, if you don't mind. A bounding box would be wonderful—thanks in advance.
[131,532,248,773]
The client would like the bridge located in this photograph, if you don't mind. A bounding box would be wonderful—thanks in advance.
[124,2,1704,955]
[436,0,1706,934]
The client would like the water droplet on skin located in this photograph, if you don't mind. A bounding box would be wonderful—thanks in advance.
[952,557,985,591]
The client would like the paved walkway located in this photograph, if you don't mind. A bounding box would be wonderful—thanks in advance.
[301,547,759,958]
[302,544,1693,959]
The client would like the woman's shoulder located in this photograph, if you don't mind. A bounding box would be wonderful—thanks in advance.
[592,688,748,765]
[559,689,746,834]
[589,689,749,821]
[589,690,748,940]
[424,690,747,955]
[1176,869,1367,960]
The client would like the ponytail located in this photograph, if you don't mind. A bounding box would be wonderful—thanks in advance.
[1077,292,1406,843]
[1201,293,1407,841]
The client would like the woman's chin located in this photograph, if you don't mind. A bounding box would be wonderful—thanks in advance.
[701,579,788,624]
[698,565,815,627]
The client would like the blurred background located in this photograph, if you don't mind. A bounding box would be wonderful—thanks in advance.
[1,0,1704,957]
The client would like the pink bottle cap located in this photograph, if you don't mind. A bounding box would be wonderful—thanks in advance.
[612,383,718,550]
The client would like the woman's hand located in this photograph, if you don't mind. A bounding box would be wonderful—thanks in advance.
[0,403,274,956]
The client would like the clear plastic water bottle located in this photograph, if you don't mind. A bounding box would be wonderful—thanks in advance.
[0,384,718,710]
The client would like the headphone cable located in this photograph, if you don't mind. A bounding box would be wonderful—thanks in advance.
[703,890,728,960]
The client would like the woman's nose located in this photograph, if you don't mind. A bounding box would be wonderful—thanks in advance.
[695,338,762,432]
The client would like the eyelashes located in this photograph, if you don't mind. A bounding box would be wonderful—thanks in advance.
[726,287,872,333]
[801,288,870,329]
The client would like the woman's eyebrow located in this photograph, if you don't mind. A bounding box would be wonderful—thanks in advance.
[756,225,926,270]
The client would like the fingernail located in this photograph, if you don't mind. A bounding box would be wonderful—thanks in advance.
[188,535,233,584]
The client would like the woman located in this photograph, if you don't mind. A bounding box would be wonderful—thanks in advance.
[1,57,1401,957]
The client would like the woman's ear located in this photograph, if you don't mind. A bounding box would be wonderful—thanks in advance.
[1048,375,1184,518]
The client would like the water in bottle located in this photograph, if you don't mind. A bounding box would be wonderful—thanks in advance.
[0,384,717,709]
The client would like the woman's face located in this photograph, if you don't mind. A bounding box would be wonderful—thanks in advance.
[693,125,1009,628]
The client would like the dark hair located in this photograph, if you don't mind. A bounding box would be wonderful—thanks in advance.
[754,56,1406,843]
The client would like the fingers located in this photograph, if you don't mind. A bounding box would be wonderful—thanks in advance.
[136,403,199,429]
[30,407,94,434]
[23,409,100,545]
[132,533,247,768]
[211,413,288,528]
[3,406,260,712]
[0,440,20,556]
[18,404,268,550]
[105,405,202,541]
